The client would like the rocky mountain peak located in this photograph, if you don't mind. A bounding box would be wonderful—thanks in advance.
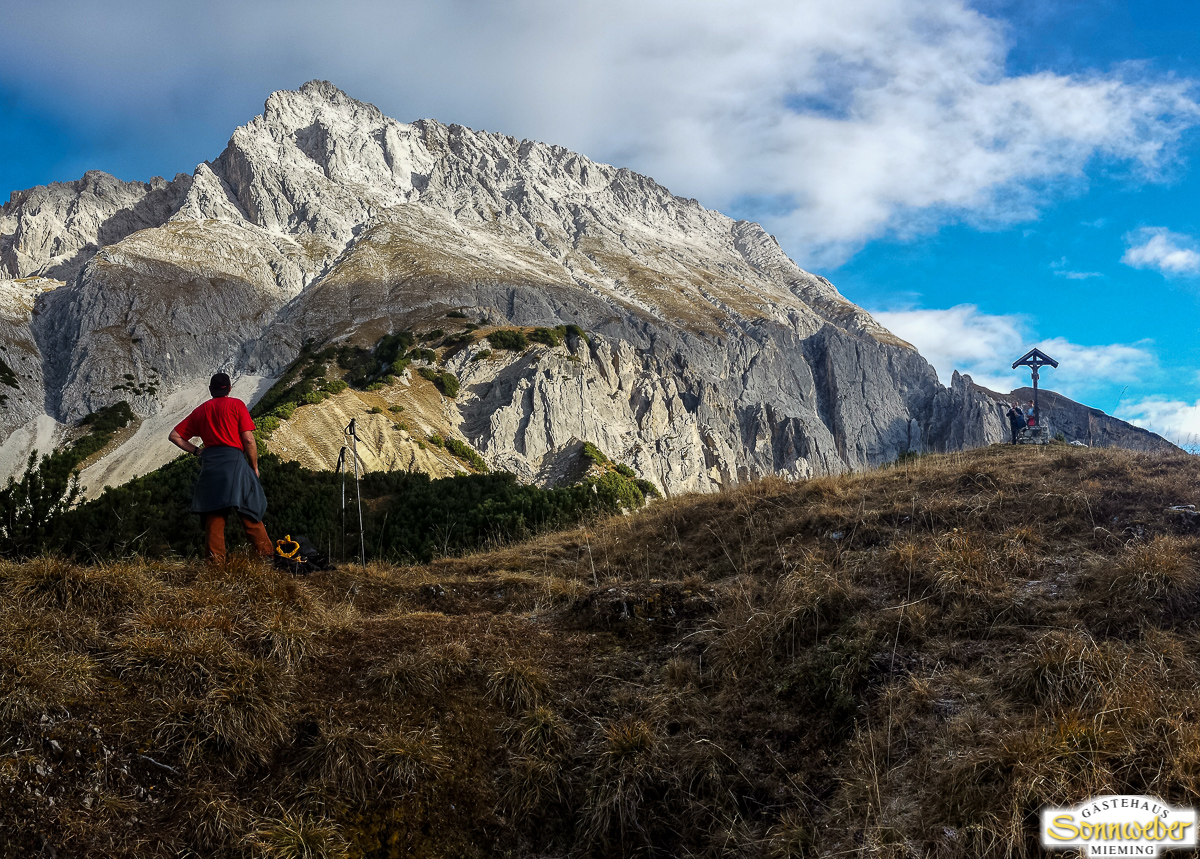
[263,79,390,132]
[0,82,1173,496]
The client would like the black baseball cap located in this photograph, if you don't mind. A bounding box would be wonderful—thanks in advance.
[209,372,232,396]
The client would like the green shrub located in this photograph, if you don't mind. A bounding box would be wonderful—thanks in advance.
[369,406,384,414]
[581,442,610,466]
[443,332,473,346]
[254,415,282,442]
[429,434,445,448]
[419,367,460,398]
[323,379,349,394]
[389,358,410,376]
[421,329,445,341]
[388,405,405,413]
[487,329,529,351]
[408,348,437,363]
[635,478,662,499]
[80,401,134,436]
[445,438,488,472]
[0,451,81,557]
[13,445,660,563]
[336,331,415,388]
[272,402,297,421]
[446,310,469,319]
[384,375,397,385]
[471,350,492,362]
[254,342,336,416]
[299,391,329,405]
[529,327,563,347]
[590,470,647,512]
[614,463,636,479]
[366,382,384,392]
[565,323,589,343]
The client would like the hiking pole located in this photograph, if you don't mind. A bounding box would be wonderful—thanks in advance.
[335,446,347,565]
[344,419,366,567]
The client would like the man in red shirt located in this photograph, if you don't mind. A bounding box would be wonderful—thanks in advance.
[168,372,273,565]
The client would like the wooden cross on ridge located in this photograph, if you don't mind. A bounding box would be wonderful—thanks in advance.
[1011,348,1059,427]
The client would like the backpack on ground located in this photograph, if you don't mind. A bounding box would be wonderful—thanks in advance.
[273,533,327,574]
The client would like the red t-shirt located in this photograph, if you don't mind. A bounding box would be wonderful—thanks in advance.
[173,396,256,449]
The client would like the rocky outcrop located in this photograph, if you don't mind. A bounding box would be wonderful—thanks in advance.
[1,171,192,282]
[0,81,1166,493]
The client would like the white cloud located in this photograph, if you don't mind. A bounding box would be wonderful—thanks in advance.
[1121,227,1200,276]
[873,305,1026,391]
[0,1,1197,264]
[873,304,1156,396]
[1117,398,1200,450]
[1050,257,1102,279]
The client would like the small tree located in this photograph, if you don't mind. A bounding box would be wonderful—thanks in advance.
[0,451,81,557]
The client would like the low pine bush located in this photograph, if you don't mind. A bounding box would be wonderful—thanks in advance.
[445,438,488,472]
[529,327,562,347]
[419,367,460,398]
[487,329,528,351]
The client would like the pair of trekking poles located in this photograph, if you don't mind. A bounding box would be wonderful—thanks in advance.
[335,418,367,567]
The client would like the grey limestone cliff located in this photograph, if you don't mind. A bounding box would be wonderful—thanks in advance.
[1,80,1137,494]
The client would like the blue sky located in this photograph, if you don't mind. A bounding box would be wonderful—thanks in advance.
[3,0,1200,443]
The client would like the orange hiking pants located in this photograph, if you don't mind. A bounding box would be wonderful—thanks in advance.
[203,510,273,565]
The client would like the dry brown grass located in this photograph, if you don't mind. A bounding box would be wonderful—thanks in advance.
[7,443,1200,857]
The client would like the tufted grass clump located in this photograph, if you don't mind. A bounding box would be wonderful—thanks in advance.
[248,811,351,859]
[487,659,549,713]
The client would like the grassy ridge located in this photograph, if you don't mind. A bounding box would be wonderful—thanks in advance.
[4,443,1200,857]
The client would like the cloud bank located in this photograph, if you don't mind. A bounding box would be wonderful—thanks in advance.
[1117,398,1200,450]
[1122,227,1200,276]
[1,0,1198,263]
[874,304,1156,397]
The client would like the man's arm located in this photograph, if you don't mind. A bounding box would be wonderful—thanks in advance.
[240,430,260,476]
[169,429,200,455]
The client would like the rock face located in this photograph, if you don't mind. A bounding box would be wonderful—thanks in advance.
[1,171,192,282]
[0,81,1167,493]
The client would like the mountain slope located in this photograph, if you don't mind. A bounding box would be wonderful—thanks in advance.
[0,81,1166,493]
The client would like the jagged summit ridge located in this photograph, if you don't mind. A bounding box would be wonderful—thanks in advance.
[0,81,1166,495]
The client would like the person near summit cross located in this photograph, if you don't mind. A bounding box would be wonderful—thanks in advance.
[1006,401,1024,445]
[168,372,273,565]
